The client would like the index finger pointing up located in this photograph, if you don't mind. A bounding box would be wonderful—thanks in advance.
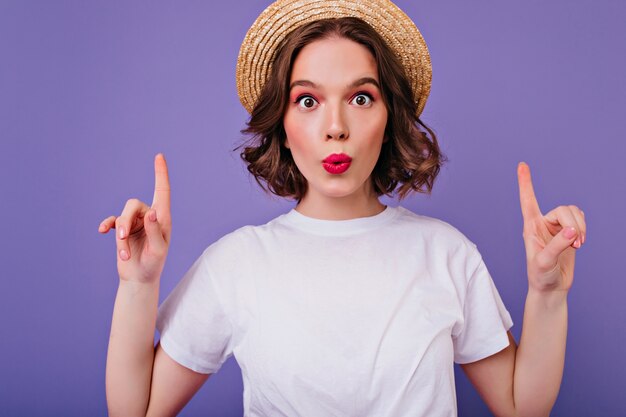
[517,161,542,221]
[152,153,171,213]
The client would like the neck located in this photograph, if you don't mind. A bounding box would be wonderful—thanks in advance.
[294,184,386,220]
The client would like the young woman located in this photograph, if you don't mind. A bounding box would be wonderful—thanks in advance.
[101,1,586,416]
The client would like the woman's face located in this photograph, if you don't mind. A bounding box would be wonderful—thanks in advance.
[283,36,388,204]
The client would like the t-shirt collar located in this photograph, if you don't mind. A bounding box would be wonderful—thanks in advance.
[280,205,398,236]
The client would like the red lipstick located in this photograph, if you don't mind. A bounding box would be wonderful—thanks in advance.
[322,153,352,174]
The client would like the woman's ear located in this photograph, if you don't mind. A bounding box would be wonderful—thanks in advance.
[284,137,290,149]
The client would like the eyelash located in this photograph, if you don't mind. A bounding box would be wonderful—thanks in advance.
[351,92,374,106]
[293,92,375,109]
[294,95,318,109]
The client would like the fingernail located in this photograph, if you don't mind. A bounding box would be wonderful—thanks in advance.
[149,210,156,222]
[574,239,581,248]
[119,249,129,261]
[119,227,125,239]
[563,227,576,239]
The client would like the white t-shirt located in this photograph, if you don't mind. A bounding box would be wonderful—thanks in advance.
[156,206,513,417]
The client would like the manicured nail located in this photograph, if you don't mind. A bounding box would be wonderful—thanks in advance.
[563,227,576,239]
[149,210,156,222]
[119,227,125,239]
[119,249,129,261]
[574,239,581,248]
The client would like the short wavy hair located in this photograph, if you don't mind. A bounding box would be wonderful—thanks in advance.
[239,17,446,201]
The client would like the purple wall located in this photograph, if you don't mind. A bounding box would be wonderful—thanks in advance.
[1,1,624,415]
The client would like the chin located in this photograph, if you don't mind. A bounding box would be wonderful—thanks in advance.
[314,181,366,199]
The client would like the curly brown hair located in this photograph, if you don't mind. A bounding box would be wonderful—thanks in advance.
[238,17,446,201]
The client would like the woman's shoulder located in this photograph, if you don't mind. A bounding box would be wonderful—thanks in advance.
[395,207,476,251]
[197,212,289,263]
[394,206,476,246]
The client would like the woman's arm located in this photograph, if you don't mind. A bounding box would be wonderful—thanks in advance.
[102,154,209,416]
[461,163,585,417]
[102,154,172,415]
[145,343,211,417]
[106,280,160,416]
[513,289,568,416]
[106,281,211,417]
[461,293,567,417]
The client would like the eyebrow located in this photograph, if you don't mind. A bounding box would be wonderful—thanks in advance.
[289,77,381,91]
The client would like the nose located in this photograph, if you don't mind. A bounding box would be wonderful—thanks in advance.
[324,104,349,141]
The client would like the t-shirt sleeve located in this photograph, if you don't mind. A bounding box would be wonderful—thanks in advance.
[155,249,233,374]
[452,246,514,364]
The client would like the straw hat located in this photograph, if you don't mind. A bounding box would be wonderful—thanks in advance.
[236,0,432,117]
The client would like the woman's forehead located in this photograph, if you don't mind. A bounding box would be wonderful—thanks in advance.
[290,37,378,86]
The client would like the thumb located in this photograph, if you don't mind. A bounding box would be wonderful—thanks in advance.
[535,226,578,271]
[144,209,168,256]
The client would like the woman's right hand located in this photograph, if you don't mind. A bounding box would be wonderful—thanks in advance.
[98,154,172,283]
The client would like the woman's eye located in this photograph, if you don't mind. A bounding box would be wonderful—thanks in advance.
[296,96,318,109]
[352,93,372,106]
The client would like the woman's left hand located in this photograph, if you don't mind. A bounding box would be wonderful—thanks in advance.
[517,162,586,293]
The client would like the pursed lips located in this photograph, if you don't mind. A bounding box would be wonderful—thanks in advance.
[323,153,352,164]
[322,153,352,174]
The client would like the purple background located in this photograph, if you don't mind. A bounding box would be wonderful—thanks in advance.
[1,1,624,415]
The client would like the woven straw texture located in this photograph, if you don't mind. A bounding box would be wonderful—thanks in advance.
[236,0,432,116]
